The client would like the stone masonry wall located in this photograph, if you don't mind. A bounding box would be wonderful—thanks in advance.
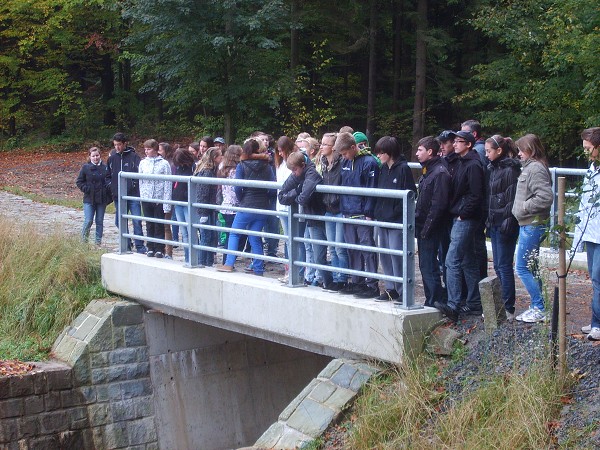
[0,299,157,450]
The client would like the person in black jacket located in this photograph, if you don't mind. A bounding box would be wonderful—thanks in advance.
[485,135,521,321]
[435,131,485,323]
[76,147,112,245]
[371,136,417,302]
[415,137,451,307]
[106,132,146,253]
[278,151,334,288]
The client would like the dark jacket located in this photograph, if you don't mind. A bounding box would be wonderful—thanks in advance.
[444,151,461,179]
[172,165,193,202]
[448,149,485,220]
[320,152,343,214]
[106,146,141,199]
[195,168,218,216]
[278,158,325,227]
[374,157,417,223]
[234,153,275,210]
[415,156,451,239]
[487,156,521,234]
[340,151,380,217]
[76,162,112,205]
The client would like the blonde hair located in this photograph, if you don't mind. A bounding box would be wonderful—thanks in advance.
[194,147,222,174]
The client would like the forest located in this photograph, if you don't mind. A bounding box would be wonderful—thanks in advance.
[0,0,598,163]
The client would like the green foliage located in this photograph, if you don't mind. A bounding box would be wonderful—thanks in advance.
[0,216,107,360]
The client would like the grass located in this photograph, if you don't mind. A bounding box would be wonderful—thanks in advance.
[0,215,107,360]
[1,186,116,214]
[347,352,567,449]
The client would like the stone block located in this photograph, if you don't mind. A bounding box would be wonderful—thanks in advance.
[426,326,462,356]
[45,367,72,391]
[59,430,87,449]
[104,421,129,448]
[124,325,147,347]
[10,374,34,397]
[318,359,344,380]
[91,368,108,385]
[479,275,504,333]
[276,427,313,450]
[109,348,140,365]
[70,311,88,329]
[72,360,91,387]
[87,318,114,353]
[90,351,110,368]
[17,416,40,439]
[111,399,137,421]
[23,395,45,415]
[0,377,9,399]
[70,314,100,341]
[353,361,379,376]
[286,398,336,437]
[106,365,129,383]
[122,379,152,399]
[329,363,357,389]
[0,418,17,442]
[134,396,154,418]
[127,417,157,446]
[0,398,23,418]
[254,422,285,449]
[87,403,110,427]
[31,371,48,395]
[323,386,356,411]
[349,368,374,392]
[75,386,96,404]
[69,406,89,430]
[112,303,144,326]
[86,299,115,317]
[308,381,336,403]
[52,335,78,362]
[95,385,109,402]
[40,411,69,433]
[126,363,150,380]
[45,391,62,411]
[26,435,60,449]
[279,379,319,421]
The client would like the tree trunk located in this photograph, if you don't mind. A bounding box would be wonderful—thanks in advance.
[101,53,116,126]
[392,0,403,113]
[290,0,299,70]
[366,0,377,140]
[411,0,427,154]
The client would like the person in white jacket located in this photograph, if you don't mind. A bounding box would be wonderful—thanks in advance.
[139,139,172,258]
[573,127,600,340]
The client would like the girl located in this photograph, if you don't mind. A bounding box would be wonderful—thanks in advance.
[172,147,195,264]
[139,139,172,258]
[216,138,275,275]
[217,145,243,264]
[76,147,111,245]
[194,147,223,266]
[485,135,521,321]
[159,142,177,259]
[512,134,554,323]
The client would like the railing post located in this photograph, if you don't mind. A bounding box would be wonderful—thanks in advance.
[402,190,416,309]
[549,167,559,250]
[118,173,129,253]
[188,177,200,267]
[288,203,302,286]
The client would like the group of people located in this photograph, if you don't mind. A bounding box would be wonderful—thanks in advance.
[75,125,600,340]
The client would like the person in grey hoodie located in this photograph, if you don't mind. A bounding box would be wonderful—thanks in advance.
[511,134,553,323]
[139,139,172,258]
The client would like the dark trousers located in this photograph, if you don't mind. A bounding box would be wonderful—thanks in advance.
[418,231,444,307]
[142,202,165,253]
[343,222,377,288]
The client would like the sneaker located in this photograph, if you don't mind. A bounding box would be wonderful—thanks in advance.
[136,246,148,254]
[244,265,254,273]
[154,252,164,259]
[459,305,483,316]
[146,251,155,258]
[587,327,600,341]
[339,283,361,295]
[216,264,234,272]
[521,307,546,323]
[324,282,345,292]
[375,289,400,302]
[582,325,592,334]
[278,274,289,284]
[505,310,516,323]
[393,298,404,307]
[164,255,173,260]
[433,301,458,323]
[515,308,533,322]
[354,285,380,299]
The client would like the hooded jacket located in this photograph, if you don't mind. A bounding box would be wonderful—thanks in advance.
[415,156,452,239]
[234,153,275,210]
[573,162,600,247]
[138,155,172,213]
[374,156,417,223]
[278,157,325,227]
[106,146,141,199]
[487,156,521,233]
[76,161,112,206]
[511,159,553,226]
[320,152,343,215]
[195,167,218,216]
[340,150,380,217]
[448,148,485,220]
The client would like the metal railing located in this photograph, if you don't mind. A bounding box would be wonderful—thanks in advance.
[117,172,418,309]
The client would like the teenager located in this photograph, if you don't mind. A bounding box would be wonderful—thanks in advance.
[172,147,195,264]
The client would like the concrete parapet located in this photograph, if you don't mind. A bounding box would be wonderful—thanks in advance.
[254,359,379,449]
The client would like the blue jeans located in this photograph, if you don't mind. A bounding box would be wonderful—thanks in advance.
[280,216,306,279]
[417,232,443,307]
[446,218,481,310]
[515,224,546,311]
[174,205,189,263]
[489,225,518,313]
[325,213,349,283]
[304,225,316,282]
[308,225,333,286]
[225,211,267,274]
[378,227,403,294]
[586,242,600,329]
[114,198,145,250]
[199,212,217,266]
[264,211,280,257]
[82,202,106,244]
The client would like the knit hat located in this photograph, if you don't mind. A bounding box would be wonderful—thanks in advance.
[353,131,369,146]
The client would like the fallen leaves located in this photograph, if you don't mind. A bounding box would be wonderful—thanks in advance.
[0,360,35,377]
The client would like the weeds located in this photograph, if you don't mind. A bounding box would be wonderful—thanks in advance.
[0,216,106,360]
